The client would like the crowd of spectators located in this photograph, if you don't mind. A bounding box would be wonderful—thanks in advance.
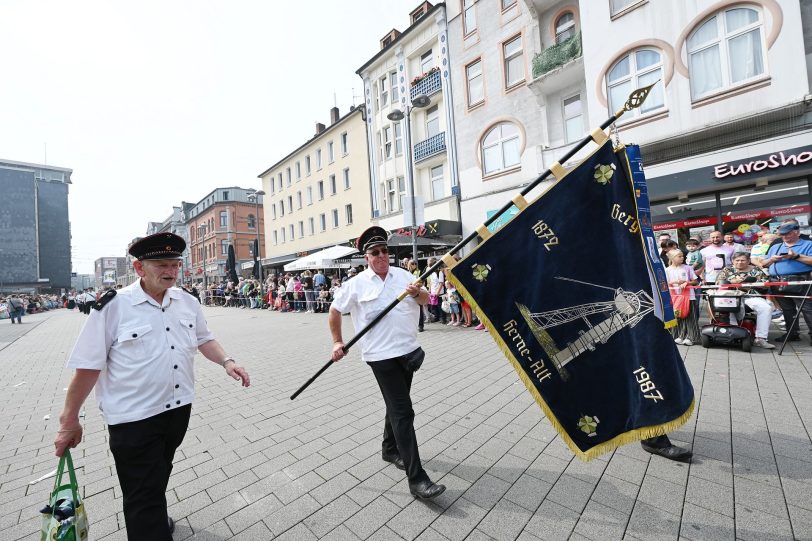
[0,293,64,322]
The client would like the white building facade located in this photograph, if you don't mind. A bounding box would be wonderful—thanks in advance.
[447,0,588,240]
[356,1,464,257]
[580,0,812,244]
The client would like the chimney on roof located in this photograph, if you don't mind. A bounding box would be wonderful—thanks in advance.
[330,107,340,124]
[316,122,326,134]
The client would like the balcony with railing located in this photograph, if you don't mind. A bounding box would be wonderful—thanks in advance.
[414,132,446,163]
[410,68,441,101]
[532,32,582,79]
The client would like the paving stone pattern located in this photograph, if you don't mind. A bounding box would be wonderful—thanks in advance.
[1,308,811,540]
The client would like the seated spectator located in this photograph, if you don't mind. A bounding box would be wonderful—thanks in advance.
[716,252,775,349]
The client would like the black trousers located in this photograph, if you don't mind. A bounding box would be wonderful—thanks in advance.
[776,285,812,337]
[368,356,429,484]
[108,405,191,541]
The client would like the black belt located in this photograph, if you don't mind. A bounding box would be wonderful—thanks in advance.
[775,273,811,281]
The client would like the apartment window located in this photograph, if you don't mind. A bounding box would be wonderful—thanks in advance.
[272,204,277,219]
[317,181,324,200]
[220,240,228,255]
[431,166,444,200]
[555,12,575,44]
[426,106,440,138]
[687,7,765,100]
[564,95,584,144]
[463,0,477,35]
[279,199,285,217]
[345,204,353,225]
[482,122,521,175]
[394,123,403,156]
[503,35,524,88]
[287,195,293,214]
[305,156,311,175]
[340,132,348,155]
[383,126,393,159]
[343,168,351,189]
[281,227,285,243]
[316,149,322,169]
[297,191,302,209]
[298,221,304,238]
[466,59,484,106]
[420,50,433,74]
[607,49,664,115]
[319,213,326,231]
[296,161,301,179]
[286,168,292,186]
[397,176,406,208]
[270,178,275,193]
[222,190,229,200]
[219,211,228,227]
[273,230,278,245]
[386,179,397,213]
[332,209,339,228]
[329,174,337,195]
[390,72,399,103]
[328,141,334,163]
[289,224,294,240]
[380,75,389,107]
[610,0,642,15]
[308,217,315,235]
[307,186,313,205]
[502,0,517,9]
[247,214,256,229]
[277,173,283,191]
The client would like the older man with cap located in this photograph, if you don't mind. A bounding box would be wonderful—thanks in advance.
[53,233,250,540]
[764,221,812,342]
[329,226,446,500]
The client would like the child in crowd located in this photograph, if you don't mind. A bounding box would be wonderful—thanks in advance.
[446,281,461,326]
[317,285,330,313]
[685,238,703,275]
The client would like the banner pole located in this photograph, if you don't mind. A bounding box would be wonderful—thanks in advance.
[290,83,658,400]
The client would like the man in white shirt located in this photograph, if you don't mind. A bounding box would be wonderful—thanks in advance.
[329,226,445,500]
[53,233,250,541]
[700,230,735,284]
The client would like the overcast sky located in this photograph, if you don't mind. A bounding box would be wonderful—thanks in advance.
[0,0,419,274]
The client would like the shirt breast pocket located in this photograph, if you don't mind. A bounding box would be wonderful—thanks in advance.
[179,318,198,348]
[117,324,153,358]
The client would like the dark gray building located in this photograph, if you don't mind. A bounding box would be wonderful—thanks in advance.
[0,159,72,291]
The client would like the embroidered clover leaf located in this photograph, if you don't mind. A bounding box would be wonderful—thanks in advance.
[594,164,616,185]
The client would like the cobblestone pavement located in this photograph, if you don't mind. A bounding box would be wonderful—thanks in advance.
[1,307,811,540]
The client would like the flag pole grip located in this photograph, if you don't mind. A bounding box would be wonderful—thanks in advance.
[290,83,656,400]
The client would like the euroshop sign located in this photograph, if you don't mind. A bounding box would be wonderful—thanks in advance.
[714,147,812,179]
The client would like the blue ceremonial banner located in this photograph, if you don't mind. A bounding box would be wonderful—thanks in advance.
[447,139,695,460]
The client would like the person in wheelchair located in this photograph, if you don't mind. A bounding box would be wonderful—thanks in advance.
[715,252,775,349]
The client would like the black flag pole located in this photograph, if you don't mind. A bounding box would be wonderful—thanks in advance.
[290,83,658,400]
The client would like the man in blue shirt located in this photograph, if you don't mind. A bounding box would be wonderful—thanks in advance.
[765,222,812,342]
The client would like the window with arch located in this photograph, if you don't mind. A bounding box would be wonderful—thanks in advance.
[482,122,521,175]
[555,12,576,44]
[687,6,765,100]
[607,48,664,116]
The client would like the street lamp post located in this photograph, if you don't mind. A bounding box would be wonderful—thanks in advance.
[387,94,431,264]
[248,189,265,307]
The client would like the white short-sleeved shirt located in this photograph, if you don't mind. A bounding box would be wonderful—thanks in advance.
[330,266,423,362]
[67,280,215,425]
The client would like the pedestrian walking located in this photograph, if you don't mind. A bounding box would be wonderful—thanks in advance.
[328,226,446,500]
[53,232,250,541]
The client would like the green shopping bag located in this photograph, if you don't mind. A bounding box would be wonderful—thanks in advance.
[40,450,89,541]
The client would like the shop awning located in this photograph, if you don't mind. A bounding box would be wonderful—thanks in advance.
[283,245,359,272]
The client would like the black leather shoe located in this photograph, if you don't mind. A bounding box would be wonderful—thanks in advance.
[777,333,801,342]
[382,452,405,470]
[418,326,424,332]
[640,441,693,463]
[168,516,175,534]
[409,479,446,500]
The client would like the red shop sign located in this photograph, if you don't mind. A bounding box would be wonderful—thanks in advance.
[654,204,809,230]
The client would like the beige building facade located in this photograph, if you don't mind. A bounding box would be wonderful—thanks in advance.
[258,107,372,269]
